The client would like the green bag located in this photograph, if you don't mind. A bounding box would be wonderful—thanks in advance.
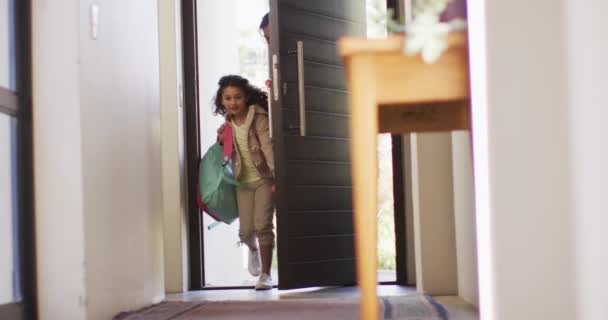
[198,143,239,229]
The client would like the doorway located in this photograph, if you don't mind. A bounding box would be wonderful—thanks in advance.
[196,0,277,288]
[184,0,407,290]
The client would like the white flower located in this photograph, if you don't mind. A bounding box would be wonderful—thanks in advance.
[413,0,451,17]
[404,13,451,64]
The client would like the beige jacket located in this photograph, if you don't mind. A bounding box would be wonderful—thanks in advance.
[223,104,274,180]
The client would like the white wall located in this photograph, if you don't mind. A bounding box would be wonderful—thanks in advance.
[79,0,165,317]
[468,0,576,319]
[404,131,478,304]
[33,1,165,318]
[33,1,87,317]
[451,131,478,307]
[159,0,189,294]
[565,2,608,319]
[410,133,458,295]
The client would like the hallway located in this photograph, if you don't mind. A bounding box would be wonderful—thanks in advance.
[115,286,478,319]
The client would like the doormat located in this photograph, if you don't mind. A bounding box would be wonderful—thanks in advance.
[114,294,447,320]
[113,301,202,320]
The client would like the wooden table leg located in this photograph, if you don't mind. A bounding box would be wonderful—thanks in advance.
[347,56,379,320]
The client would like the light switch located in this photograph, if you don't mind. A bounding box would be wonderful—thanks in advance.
[178,84,184,108]
[90,3,100,40]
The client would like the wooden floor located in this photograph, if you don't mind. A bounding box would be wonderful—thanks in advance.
[167,285,478,320]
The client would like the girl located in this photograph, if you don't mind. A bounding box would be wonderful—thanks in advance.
[214,75,275,290]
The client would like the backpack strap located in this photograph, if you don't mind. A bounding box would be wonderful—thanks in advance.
[220,124,234,165]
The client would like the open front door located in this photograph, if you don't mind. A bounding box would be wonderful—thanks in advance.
[269,0,366,289]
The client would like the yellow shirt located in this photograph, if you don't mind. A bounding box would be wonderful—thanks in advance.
[232,121,261,183]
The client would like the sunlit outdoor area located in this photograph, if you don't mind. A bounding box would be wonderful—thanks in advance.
[198,0,273,287]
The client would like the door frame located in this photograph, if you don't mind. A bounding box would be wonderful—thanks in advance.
[386,0,408,286]
[390,134,407,285]
[183,0,409,289]
[181,0,205,290]
[266,0,291,289]
[181,0,269,291]
[0,0,38,318]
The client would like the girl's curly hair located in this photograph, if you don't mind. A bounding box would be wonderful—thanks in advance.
[213,75,269,116]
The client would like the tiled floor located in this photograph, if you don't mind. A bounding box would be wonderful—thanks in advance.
[167,285,478,319]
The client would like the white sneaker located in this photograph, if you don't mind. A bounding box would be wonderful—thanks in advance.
[255,273,273,290]
[248,249,261,277]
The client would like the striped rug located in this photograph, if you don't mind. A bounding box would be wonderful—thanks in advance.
[114,294,447,320]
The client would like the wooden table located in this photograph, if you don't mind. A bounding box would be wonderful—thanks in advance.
[338,32,470,319]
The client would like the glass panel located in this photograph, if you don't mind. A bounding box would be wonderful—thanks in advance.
[0,0,16,90]
[0,113,18,304]
[198,0,244,287]
[377,134,396,282]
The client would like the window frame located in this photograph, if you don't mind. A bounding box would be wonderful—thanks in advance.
[0,0,37,318]
[0,87,18,116]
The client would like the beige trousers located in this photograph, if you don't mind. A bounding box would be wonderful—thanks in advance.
[236,179,275,246]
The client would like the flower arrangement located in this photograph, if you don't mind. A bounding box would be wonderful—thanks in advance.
[371,0,467,64]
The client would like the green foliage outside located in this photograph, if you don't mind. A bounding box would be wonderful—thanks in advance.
[377,134,395,271]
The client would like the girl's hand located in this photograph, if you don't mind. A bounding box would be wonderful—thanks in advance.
[217,123,227,134]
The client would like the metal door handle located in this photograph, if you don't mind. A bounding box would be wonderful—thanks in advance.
[272,54,279,102]
[296,41,306,136]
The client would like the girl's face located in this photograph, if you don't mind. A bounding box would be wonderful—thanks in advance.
[222,86,247,117]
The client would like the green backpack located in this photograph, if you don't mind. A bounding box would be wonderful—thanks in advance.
[198,143,239,230]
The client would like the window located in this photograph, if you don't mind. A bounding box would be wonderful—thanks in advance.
[1,0,16,91]
[0,0,34,318]
[0,114,18,305]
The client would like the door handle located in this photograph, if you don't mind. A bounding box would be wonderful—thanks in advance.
[272,54,279,102]
[286,41,307,136]
[295,41,306,136]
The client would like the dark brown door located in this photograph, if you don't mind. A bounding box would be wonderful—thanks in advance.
[268,0,366,289]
